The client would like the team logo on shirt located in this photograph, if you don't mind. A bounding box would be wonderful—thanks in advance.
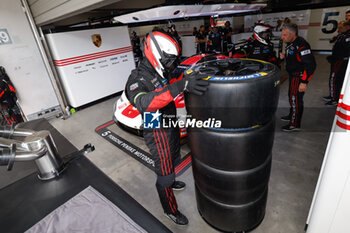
[130,82,139,91]
[301,49,311,56]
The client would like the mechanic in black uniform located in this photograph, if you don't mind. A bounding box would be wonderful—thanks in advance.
[125,29,209,225]
[324,20,350,105]
[207,26,222,53]
[131,31,143,67]
[280,23,316,131]
[233,24,277,64]
[196,25,207,54]
[222,21,233,54]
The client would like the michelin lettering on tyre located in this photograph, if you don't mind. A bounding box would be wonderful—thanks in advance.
[207,72,268,81]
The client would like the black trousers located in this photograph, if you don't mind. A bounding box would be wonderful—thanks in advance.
[143,127,181,214]
[329,59,348,101]
[288,73,305,128]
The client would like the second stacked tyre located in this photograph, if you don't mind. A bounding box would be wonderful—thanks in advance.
[186,58,280,232]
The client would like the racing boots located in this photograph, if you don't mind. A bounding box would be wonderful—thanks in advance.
[165,211,189,225]
[172,181,186,191]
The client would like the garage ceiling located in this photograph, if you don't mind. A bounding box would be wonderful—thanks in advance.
[34,0,349,27]
[35,0,166,27]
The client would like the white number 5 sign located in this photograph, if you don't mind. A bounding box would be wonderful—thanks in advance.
[0,29,12,45]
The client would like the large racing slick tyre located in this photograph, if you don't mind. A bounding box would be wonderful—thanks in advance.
[192,154,271,205]
[188,119,275,171]
[186,58,280,232]
[195,185,268,233]
[185,58,280,128]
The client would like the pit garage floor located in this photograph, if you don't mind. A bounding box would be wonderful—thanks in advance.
[50,54,336,233]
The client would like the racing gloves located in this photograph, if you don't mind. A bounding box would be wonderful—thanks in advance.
[183,69,209,95]
[169,69,209,97]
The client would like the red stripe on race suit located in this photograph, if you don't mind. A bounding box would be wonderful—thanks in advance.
[301,70,307,81]
[155,130,168,175]
[159,130,172,174]
[169,187,178,211]
[175,158,191,174]
[54,46,131,62]
[168,187,177,209]
[153,131,166,175]
[336,120,350,130]
[164,188,176,213]
[294,78,299,127]
[175,156,191,172]
[175,156,191,173]
[161,129,174,170]
[146,90,174,112]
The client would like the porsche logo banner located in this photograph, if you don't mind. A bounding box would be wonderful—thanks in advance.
[46,26,134,107]
[91,34,102,47]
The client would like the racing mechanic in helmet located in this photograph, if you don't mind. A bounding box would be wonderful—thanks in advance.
[233,24,277,64]
[124,29,208,225]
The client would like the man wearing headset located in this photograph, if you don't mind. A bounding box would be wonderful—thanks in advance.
[125,28,208,225]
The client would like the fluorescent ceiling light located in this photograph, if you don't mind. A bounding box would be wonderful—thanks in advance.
[113,4,266,24]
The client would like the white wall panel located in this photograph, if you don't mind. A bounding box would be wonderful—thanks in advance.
[46,26,134,107]
[0,0,60,119]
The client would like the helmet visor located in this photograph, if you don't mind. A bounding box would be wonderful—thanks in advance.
[160,51,180,73]
[261,31,272,40]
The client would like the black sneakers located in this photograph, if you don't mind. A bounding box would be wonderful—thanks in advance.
[165,211,189,225]
[325,100,338,106]
[282,124,301,132]
[323,95,332,101]
[281,115,290,122]
[172,181,186,191]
